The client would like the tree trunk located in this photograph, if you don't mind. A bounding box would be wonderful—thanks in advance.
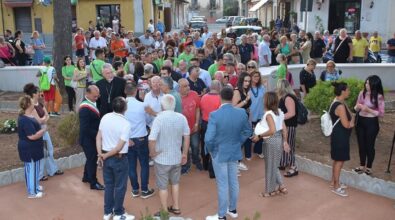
[53,0,72,92]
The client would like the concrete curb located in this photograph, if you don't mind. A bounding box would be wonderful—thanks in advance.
[0,152,86,187]
[296,155,395,200]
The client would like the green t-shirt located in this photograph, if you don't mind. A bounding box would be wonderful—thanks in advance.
[175,52,194,67]
[208,63,218,79]
[90,59,105,83]
[277,63,287,80]
[62,65,75,87]
[153,58,164,71]
[170,90,182,113]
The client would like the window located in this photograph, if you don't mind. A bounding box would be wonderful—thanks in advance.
[96,5,120,28]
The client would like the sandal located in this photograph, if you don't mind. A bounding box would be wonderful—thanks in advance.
[278,187,288,195]
[330,183,347,189]
[284,169,299,177]
[168,206,181,215]
[40,176,48,181]
[365,168,372,175]
[260,191,277,197]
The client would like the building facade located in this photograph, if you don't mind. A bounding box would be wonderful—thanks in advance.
[0,0,187,36]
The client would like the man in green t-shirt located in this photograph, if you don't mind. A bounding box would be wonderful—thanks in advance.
[208,53,226,79]
[175,41,194,67]
[90,48,106,83]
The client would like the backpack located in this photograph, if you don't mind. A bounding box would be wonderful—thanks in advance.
[321,101,340,136]
[39,67,51,91]
[296,98,308,125]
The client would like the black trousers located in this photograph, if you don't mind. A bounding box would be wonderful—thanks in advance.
[65,86,76,111]
[200,120,215,178]
[356,116,380,169]
[81,139,98,186]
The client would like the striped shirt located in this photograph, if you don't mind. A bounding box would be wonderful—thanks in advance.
[148,110,190,165]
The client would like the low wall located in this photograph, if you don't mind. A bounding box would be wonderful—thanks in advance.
[260,63,395,91]
[0,66,41,92]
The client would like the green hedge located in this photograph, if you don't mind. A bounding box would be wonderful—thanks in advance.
[304,78,364,114]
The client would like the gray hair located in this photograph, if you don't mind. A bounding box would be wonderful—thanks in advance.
[161,76,173,90]
[163,59,173,67]
[161,94,176,111]
[247,60,258,68]
[93,30,100,35]
[144,63,154,74]
[277,79,295,97]
[210,80,222,92]
[214,71,224,78]
[223,53,235,64]
[223,37,232,45]
[102,63,113,72]
[263,34,270,42]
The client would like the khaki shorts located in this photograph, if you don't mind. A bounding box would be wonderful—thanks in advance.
[154,162,181,190]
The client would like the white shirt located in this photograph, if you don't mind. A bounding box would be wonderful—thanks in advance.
[147,23,155,33]
[259,41,272,66]
[89,37,107,59]
[144,90,164,127]
[148,110,190,165]
[125,97,149,138]
[40,66,56,85]
[99,112,131,154]
[199,68,212,87]
[202,32,212,43]
[264,109,284,131]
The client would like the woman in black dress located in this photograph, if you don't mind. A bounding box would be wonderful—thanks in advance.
[14,30,27,66]
[329,82,355,197]
[270,31,280,66]
[232,72,252,170]
[333,28,353,63]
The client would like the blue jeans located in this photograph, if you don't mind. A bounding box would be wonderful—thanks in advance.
[24,159,40,195]
[243,138,252,159]
[183,132,201,170]
[40,131,59,178]
[103,155,129,216]
[212,156,239,217]
[127,136,150,192]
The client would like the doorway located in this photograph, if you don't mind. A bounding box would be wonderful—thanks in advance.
[328,0,361,33]
[14,7,32,33]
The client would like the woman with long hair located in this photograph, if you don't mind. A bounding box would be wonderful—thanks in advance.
[61,55,76,112]
[300,32,313,64]
[204,37,217,62]
[229,44,241,63]
[277,79,298,177]
[329,82,354,197]
[73,58,88,110]
[31,31,45,65]
[164,46,176,62]
[269,31,280,65]
[246,60,258,75]
[17,95,47,198]
[353,75,385,175]
[250,71,265,157]
[232,72,253,169]
[252,91,290,197]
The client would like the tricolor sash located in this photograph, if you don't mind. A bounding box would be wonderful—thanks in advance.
[79,99,100,117]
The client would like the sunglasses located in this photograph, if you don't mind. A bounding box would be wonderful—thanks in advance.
[224,75,229,78]
[247,66,255,68]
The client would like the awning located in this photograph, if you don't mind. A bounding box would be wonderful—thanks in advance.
[4,0,33,7]
[249,0,270,12]
[176,0,189,3]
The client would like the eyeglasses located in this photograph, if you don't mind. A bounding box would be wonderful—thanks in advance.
[224,75,229,78]
[327,65,335,68]
[247,66,255,68]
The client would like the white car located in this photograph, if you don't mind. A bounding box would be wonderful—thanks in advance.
[216,16,228,23]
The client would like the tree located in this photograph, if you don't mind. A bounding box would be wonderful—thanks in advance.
[53,0,72,91]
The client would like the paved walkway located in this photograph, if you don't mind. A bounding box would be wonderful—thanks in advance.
[0,157,394,220]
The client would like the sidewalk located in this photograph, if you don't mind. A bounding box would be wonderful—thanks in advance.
[0,157,394,220]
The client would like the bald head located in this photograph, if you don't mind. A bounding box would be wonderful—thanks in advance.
[178,78,190,96]
[86,85,100,102]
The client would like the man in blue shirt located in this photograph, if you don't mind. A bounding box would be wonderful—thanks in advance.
[387,32,395,63]
[238,34,254,65]
[193,32,204,48]
[197,49,213,71]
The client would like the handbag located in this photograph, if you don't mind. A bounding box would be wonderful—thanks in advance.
[70,79,78,89]
[254,111,273,137]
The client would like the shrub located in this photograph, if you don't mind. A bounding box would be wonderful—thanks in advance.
[57,112,79,146]
[304,78,364,114]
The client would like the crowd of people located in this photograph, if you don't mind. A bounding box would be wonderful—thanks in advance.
[14,22,387,220]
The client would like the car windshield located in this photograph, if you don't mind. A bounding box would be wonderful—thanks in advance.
[190,22,205,28]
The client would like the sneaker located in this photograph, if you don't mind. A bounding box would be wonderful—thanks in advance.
[52,112,61,116]
[113,212,135,220]
[149,160,154,167]
[246,157,252,161]
[28,192,44,199]
[131,190,140,198]
[258,153,265,159]
[206,214,226,220]
[238,162,248,171]
[331,188,348,197]
[237,170,241,177]
[227,209,238,218]
[330,183,348,189]
[37,185,43,192]
[181,167,190,175]
[141,189,155,199]
[103,213,112,220]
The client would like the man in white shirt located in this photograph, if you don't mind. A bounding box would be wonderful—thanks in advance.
[89,30,107,60]
[147,19,155,34]
[148,94,190,216]
[202,26,212,43]
[124,82,155,199]
[144,76,164,128]
[96,97,134,220]
[258,34,272,67]
[139,30,155,52]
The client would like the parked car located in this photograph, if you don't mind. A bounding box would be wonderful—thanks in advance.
[240,17,259,26]
[189,21,207,32]
[232,16,244,26]
[224,26,262,37]
[216,16,229,23]
[191,16,207,22]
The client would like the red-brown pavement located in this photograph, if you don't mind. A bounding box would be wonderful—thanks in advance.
[0,157,394,220]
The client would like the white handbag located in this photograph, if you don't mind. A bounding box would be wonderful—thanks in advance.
[70,80,78,89]
[254,111,272,136]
